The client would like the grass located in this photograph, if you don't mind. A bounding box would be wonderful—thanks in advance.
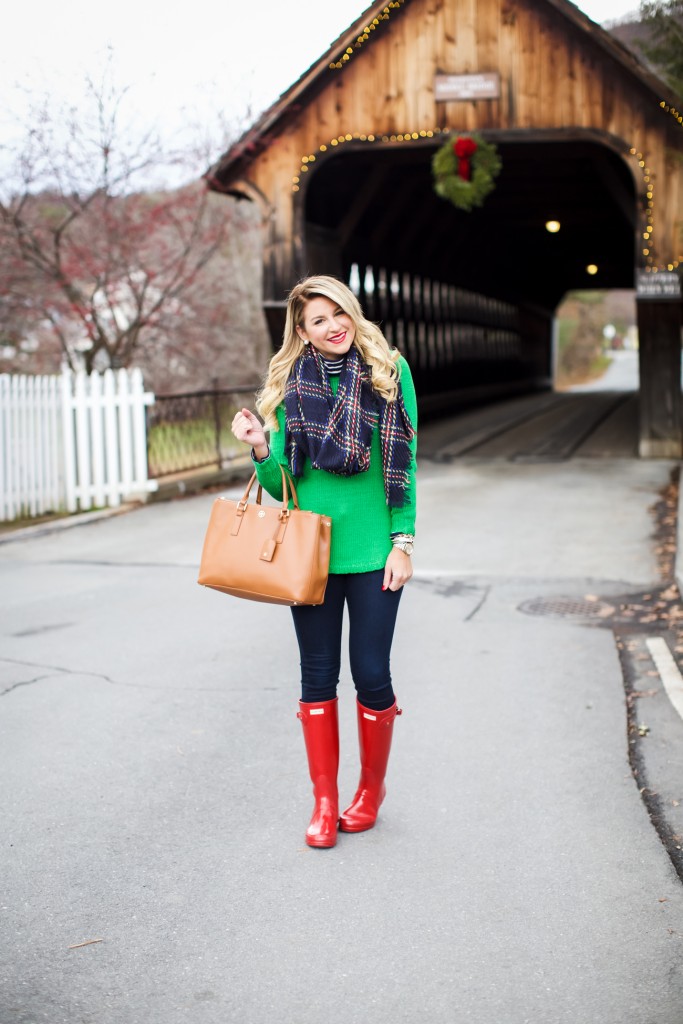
[147,417,244,476]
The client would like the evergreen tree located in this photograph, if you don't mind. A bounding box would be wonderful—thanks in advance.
[639,0,683,95]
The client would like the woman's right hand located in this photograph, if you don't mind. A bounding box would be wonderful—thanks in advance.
[231,408,268,459]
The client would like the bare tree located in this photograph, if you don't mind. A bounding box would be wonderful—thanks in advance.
[0,65,241,376]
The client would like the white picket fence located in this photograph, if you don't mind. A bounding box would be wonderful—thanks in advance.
[0,368,158,522]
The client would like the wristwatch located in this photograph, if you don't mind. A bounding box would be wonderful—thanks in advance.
[392,534,414,555]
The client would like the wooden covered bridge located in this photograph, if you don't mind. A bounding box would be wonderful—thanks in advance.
[208,0,683,457]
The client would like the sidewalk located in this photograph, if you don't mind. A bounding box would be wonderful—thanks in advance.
[0,457,254,545]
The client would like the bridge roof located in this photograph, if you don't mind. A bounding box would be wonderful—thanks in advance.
[208,0,674,189]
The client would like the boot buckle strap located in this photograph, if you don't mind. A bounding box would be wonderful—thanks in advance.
[362,707,403,722]
[298,708,326,721]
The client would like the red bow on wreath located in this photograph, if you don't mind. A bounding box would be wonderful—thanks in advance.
[453,137,478,181]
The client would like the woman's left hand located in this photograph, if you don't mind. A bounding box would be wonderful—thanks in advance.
[382,548,413,592]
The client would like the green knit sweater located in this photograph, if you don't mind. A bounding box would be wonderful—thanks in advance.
[253,355,417,574]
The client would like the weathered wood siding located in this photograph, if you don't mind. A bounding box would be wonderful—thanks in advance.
[232,0,683,294]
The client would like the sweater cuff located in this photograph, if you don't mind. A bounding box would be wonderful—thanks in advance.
[390,512,416,536]
[251,446,270,464]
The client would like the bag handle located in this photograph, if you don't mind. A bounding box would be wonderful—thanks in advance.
[231,464,301,537]
[236,465,300,512]
[282,465,301,510]
[230,464,303,555]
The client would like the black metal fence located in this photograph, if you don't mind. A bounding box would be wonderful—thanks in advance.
[147,383,260,478]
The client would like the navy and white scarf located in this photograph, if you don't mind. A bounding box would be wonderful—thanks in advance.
[283,345,415,508]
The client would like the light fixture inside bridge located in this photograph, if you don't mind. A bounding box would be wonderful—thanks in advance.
[545,220,561,233]
[586,264,599,275]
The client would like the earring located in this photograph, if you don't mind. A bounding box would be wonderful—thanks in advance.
[302,338,310,345]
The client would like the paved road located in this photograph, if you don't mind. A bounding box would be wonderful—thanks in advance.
[570,348,639,392]
[2,456,683,1024]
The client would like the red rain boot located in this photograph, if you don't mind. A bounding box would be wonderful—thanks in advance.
[339,700,402,833]
[297,699,339,848]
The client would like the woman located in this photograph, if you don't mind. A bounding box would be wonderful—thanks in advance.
[231,275,417,849]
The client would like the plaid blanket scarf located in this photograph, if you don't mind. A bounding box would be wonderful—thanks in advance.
[284,345,415,508]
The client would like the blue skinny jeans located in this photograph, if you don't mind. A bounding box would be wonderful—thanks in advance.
[291,569,402,711]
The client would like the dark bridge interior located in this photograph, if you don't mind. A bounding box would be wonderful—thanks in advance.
[302,137,637,406]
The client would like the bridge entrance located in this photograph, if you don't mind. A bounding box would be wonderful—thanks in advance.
[301,134,637,409]
[208,0,683,455]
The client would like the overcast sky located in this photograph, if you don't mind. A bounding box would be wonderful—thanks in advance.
[1,0,641,166]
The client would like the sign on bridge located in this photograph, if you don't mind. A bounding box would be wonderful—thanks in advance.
[434,73,501,101]
[636,271,681,301]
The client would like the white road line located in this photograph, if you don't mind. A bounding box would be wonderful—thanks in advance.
[645,637,683,723]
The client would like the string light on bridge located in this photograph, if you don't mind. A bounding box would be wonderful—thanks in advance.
[636,101,683,272]
[328,2,406,70]
[660,100,683,127]
[294,127,442,185]
[290,117,682,274]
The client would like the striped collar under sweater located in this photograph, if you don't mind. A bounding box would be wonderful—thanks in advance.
[321,354,345,376]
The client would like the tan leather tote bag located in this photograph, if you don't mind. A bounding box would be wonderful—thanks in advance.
[197,466,331,605]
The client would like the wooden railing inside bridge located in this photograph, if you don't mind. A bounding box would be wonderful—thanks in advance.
[347,263,533,397]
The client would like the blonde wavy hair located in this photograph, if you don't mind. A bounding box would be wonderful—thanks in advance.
[256,275,401,431]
